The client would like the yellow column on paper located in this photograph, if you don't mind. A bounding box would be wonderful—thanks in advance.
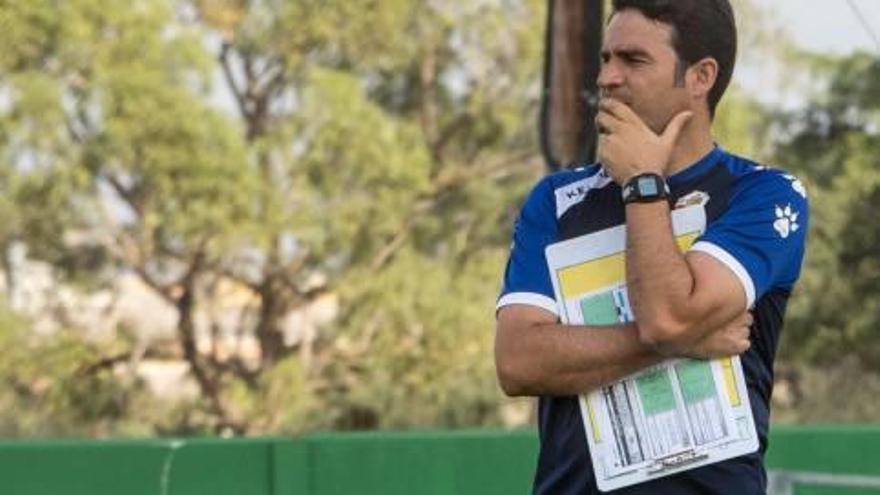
[720,358,741,407]
[585,402,602,443]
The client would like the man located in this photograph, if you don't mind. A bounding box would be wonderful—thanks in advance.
[495,0,809,494]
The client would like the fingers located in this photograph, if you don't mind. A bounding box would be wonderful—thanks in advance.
[708,326,749,357]
[685,324,750,360]
[731,320,751,353]
[715,319,751,355]
[595,111,621,135]
[596,98,626,135]
[598,97,637,122]
[733,342,750,356]
[734,330,751,354]
[735,311,754,328]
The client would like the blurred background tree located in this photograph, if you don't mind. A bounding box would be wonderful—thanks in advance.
[0,0,545,435]
[0,0,877,436]
[768,52,880,422]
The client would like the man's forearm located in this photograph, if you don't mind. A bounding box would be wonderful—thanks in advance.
[625,202,695,340]
[495,314,663,397]
[625,202,737,345]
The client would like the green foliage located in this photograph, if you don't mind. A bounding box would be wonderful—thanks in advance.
[323,247,509,430]
[3,0,875,435]
[0,303,154,436]
[288,68,432,265]
[0,0,546,436]
[713,83,774,160]
[773,53,880,384]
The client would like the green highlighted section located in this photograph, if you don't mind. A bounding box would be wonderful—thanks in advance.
[580,293,618,325]
[675,360,717,404]
[636,369,677,415]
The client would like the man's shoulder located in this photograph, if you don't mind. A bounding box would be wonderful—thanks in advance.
[720,153,808,203]
[532,163,606,192]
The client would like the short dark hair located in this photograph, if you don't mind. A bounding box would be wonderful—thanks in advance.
[611,0,737,117]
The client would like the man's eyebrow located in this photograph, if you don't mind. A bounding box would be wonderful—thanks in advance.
[601,46,655,60]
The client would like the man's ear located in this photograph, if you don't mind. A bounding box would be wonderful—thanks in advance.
[687,57,719,99]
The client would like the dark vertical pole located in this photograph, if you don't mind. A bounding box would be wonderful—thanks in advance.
[540,0,604,171]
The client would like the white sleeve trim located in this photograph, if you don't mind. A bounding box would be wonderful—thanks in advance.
[690,241,756,308]
[496,292,560,316]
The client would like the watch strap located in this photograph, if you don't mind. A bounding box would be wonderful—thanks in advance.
[622,173,670,204]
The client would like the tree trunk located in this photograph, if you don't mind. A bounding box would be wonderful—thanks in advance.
[0,241,16,307]
[542,0,603,170]
[255,273,287,366]
[173,253,240,430]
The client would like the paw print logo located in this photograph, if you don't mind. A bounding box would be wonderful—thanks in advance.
[773,204,800,239]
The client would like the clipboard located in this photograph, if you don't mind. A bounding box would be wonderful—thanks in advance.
[545,205,759,492]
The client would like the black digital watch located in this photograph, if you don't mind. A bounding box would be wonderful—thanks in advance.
[621,173,671,204]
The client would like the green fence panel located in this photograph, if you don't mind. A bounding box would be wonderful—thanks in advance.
[273,440,311,494]
[0,426,878,494]
[304,430,537,495]
[0,440,176,495]
[766,425,880,474]
[766,425,880,495]
[163,439,274,495]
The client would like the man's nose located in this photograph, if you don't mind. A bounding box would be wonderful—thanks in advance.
[597,61,623,90]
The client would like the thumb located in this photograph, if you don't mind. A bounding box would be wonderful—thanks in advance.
[661,111,693,147]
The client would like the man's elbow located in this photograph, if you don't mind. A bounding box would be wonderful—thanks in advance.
[494,308,558,397]
[495,357,532,397]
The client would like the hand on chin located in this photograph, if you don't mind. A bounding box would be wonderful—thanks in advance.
[595,98,693,185]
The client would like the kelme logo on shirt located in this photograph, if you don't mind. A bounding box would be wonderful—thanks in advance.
[773,204,800,239]
[554,173,613,218]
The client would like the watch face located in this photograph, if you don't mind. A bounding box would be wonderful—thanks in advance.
[638,176,659,195]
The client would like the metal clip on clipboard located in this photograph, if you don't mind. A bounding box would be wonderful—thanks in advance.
[646,450,709,475]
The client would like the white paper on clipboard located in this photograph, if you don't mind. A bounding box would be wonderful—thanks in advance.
[545,205,759,492]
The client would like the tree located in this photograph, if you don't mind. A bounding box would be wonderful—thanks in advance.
[0,0,547,435]
[763,52,880,422]
[773,53,880,366]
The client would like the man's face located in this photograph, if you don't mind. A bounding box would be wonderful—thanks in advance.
[598,9,691,134]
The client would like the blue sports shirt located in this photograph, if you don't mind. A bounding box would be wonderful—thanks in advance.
[497,146,809,495]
